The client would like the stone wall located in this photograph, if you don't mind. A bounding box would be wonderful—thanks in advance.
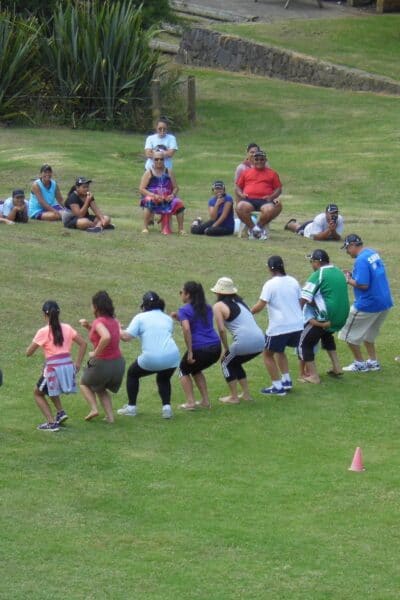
[176,28,400,95]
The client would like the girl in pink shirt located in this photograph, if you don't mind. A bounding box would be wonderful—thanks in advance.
[26,300,87,431]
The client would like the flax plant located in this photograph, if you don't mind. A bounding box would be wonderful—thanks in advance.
[0,11,40,120]
[42,0,160,128]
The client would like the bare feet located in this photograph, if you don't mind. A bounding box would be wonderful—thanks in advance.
[85,411,99,421]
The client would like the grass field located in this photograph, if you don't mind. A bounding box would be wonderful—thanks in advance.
[216,16,400,81]
[1,28,400,598]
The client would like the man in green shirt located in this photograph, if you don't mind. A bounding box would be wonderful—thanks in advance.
[298,249,349,384]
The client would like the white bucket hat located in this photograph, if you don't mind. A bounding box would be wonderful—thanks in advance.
[210,277,238,295]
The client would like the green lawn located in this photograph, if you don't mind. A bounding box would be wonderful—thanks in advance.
[216,16,400,81]
[1,60,400,598]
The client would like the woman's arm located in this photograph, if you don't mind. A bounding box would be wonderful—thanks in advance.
[213,303,230,353]
[26,342,39,356]
[68,194,93,218]
[181,319,195,363]
[55,184,64,207]
[251,299,267,314]
[73,333,87,371]
[139,170,156,198]
[120,331,134,342]
[89,321,111,358]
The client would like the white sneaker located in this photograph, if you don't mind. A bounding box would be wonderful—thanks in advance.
[342,361,368,372]
[251,224,262,239]
[366,359,381,371]
[117,404,137,416]
[162,404,173,419]
[259,228,268,240]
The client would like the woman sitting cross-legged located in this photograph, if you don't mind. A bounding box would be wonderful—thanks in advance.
[190,180,234,237]
[63,177,114,233]
[139,151,185,235]
[118,291,180,420]
[212,277,265,404]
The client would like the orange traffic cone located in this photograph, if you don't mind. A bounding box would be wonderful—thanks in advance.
[161,213,172,235]
[348,446,365,472]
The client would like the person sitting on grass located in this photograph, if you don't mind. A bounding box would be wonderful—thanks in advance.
[284,203,344,241]
[139,151,185,235]
[28,164,64,221]
[63,177,114,233]
[0,189,28,223]
[26,300,87,432]
[191,180,234,237]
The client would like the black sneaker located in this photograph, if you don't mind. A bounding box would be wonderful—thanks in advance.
[37,422,60,432]
[86,226,102,233]
[56,410,68,424]
[103,223,115,230]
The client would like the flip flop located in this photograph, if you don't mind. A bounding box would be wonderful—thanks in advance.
[84,411,99,421]
[219,396,240,404]
[179,403,197,411]
[298,376,321,385]
[195,401,211,409]
[327,370,343,377]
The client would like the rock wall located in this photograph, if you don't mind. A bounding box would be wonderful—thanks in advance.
[176,28,400,95]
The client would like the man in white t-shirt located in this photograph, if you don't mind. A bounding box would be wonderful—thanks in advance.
[251,255,303,396]
[144,118,178,171]
[284,203,344,241]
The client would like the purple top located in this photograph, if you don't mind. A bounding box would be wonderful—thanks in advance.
[178,303,220,350]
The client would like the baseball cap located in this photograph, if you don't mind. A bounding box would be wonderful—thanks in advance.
[267,255,284,271]
[254,150,267,159]
[75,177,92,186]
[212,180,225,189]
[12,189,25,197]
[307,249,330,263]
[341,234,363,249]
[326,203,339,213]
[141,291,160,310]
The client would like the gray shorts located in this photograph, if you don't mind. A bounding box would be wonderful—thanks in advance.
[81,356,125,393]
[338,307,390,345]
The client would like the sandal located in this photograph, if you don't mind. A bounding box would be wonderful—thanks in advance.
[179,403,197,411]
[327,370,343,377]
[284,218,297,231]
[141,228,149,234]
[84,411,99,421]
[195,401,211,409]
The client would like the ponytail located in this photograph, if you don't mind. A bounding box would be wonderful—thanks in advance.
[42,300,64,347]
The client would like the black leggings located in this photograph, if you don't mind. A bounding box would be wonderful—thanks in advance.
[221,351,261,382]
[126,360,176,406]
[191,220,233,236]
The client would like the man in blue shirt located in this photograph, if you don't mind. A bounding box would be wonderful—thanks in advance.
[339,234,393,372]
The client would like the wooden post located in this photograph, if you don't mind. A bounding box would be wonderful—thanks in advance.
[151,79,161,123]
[187,76,196,124]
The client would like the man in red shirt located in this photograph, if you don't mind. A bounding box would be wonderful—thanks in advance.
[235,150,282,240]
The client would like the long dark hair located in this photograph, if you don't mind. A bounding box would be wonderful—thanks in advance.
[92,291,115,318]
[183,281,208,323]
[68,185,77,195]
[42,300,64,346]
[216,293,249,310]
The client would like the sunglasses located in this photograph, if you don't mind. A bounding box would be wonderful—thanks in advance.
[254,157,266,162]
[154,158,164,162]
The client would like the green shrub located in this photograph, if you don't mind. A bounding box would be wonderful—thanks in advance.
[41,0,161,129]
[0,11,40,121]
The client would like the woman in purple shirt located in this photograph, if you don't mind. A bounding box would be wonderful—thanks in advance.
[174,281,221,410]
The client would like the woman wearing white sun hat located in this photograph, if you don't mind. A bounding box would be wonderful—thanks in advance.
[211,277,264,405]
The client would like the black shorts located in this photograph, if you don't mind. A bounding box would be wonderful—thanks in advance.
[64,213,96,229]
[264,330,302,353]
[244,199,275,211]
[179,343,221,376]
[298,324,336,362]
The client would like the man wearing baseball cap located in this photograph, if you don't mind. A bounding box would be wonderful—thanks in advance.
[298,249,349,383]
[338,234,393,372]
[284,203,344,241]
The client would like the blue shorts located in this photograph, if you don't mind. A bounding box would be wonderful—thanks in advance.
[264,330,302,353]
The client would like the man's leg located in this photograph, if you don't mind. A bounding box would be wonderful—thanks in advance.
[258,202,282,228]
[236,200,257,229]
